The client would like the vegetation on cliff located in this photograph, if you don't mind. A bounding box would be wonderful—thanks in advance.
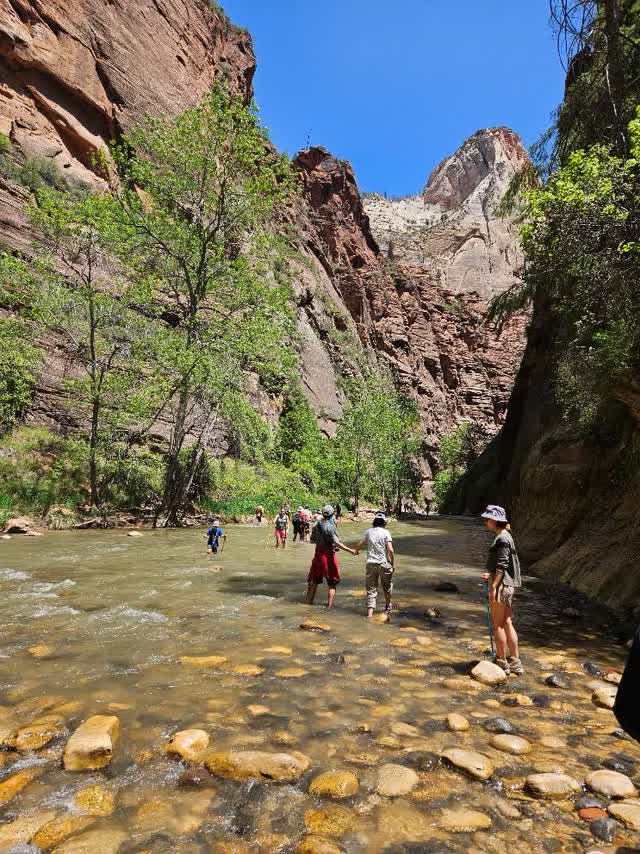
[0,90,421,526]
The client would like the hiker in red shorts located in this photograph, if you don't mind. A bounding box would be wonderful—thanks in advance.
[306,504,356,608]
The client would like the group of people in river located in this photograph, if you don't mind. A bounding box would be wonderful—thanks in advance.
[207,500,524,676]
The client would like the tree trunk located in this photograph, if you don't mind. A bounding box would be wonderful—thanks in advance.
[89,396,100,508]
[602,0,626,153]
[156,383,189,527]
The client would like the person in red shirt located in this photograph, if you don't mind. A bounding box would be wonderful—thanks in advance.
[306,505,356,608]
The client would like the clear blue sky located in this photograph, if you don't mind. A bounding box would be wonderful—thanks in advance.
[222,0,565,196]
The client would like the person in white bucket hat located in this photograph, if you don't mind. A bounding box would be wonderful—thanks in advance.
[480,505,524,675]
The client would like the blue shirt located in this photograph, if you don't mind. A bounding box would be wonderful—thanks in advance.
[207,527,223,547]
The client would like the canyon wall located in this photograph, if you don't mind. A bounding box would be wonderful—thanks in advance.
[0,0,527,487]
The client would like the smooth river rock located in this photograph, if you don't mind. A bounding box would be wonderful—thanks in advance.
[482,717,515,734]
[607,801,640,830]
[205,750,311,781]
[303,804,354,837]
[63,715,119,771]
[0,768,40,805]
[32,816,96,850]
[376,763,420,796]
[525,773,582,799]
[586,769,638,799]
[300,620,331,633]
[447,712,469,732]
[0,810,57,848]
[489,734,533,755]
[309,770,359,799]
[439,807,492,831]
[592,685,618,710]
[15,713,65,751]
[441,748,494,780]
[53,828,128,854]
[471,660,508,686]
[74,784,115,816]
[179,654,227,668]
[166,729,210,762]
[296,836,342,854]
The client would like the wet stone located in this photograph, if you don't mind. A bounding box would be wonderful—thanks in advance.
[526,773,582,799]
[545,674,569,689]
[576,795,605,810]
[205,749,311,781]
[489,734,533,755]
[434,581,459,593]
[471,660,508,686]
[579,807,608,821]
[63,715,119,771]
[482,717,515,734]
[583,662,604,678]
[439,807,492,831]
[45,828,127,854]
[309,770,359,799]
[296,836,342,854]
[166,728,210,762]
[402,751,439,773]
[15,713,65,751]
[0,768,40,805]
[586,769,637,799]
[603,755,636,776]
[304,804,354,837]
[376,763,420,796]
[592,684,617,710]
[300,621,331,633]
[74,784,115,816]
[446,713,469,732]
[32,815,96,850]
[590,817,618,842]
[441,748,494,780]
[607,801,640,830]
[0,811,57,849]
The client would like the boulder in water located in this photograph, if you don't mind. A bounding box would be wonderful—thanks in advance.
[32,816,96,850]
[63,715,119,771]
[471,660,508,686]
[3,516,32,533]
[0,810,57,849]
[205,749,311,781]
[166,729,210,762]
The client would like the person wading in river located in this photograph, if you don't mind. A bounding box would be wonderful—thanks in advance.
[354,511,395,619]
[274,506,289,549]
[207,519,226,556]
[481,505,523,675]
[306,504,356,608]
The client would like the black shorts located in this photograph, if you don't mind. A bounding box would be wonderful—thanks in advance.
[209,545,218,554]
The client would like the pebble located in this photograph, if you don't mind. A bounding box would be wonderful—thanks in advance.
[447,713,469,732]
[525,773,582,799]
[443,677,483,693]
[590,817,617,842]
[390,721,421,738]
[482,717,515,734]
[230,664,264,676]
[579,807,608,822]
[28,644,54,658]
[424,607,442,620]
[471,660,508,686]
[441,747,494,780]
[576,795,605,810]
[489,734,533,755]
[540,736,566,749]
[586,769,637,799]
[607,801,640,830]
[309,770,359,799]
[376,763,420,796]
[275,667,307,678]
[604,671,622,685]
[179,654,227,667]
[247,704,270,717]
[438,807,492,831]
[263,646,292,655]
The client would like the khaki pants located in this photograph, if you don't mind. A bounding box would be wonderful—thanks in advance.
[366,562,393,609]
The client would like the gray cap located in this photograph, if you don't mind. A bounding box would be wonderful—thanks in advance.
[481,505,507,523]
[321,504,334,517]
[374,511,386,521]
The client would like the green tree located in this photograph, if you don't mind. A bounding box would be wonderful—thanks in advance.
[108,88,295,526]
[432,422,486,509]
[0,317,40,436]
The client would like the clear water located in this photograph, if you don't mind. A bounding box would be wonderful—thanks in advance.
[0,519,638,852]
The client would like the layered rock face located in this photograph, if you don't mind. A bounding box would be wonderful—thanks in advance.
[0,0,527,483]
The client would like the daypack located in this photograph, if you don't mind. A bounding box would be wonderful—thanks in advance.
[293,512,301,525]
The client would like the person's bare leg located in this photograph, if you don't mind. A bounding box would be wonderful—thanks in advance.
[490,602,507,660]
[504,610,519,658]
[306,582,318,604]
[367,607,374,619]
[327,587,336,609]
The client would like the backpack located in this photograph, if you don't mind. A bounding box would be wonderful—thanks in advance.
[293,512,301,525]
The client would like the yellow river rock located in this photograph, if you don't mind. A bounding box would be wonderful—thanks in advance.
[179,654,227,667]
[304,804,354,836]
[32,815,96,849]
[15,713,65,751]
[0,768,40,805]
[166,728,210,762]
[74,784,115,816]
[296,835,341,854]
[0,810,57,848]
[309,770,359,798]
[28,644,54,658]
[63,715,119,771]
[205,749,311,781]
[276,667,307,678]
[52,828,127,854]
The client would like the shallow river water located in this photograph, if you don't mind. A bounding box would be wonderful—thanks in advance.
[0,518,639,853]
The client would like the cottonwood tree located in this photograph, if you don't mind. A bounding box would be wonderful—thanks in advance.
[108,89,294,526]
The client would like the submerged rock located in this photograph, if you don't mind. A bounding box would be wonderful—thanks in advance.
[525,773,582,799]
[0,810,57,849]
[32,815,96,850]
[52,828,128,854]
[300,620,331,633]
[482,717,515,734]
[589,817,617,842]
[441,747,493,780]
[309,770,359,799]
[446,713,469,732]
[304,804,354,837]
[296,837,341,854]
[166,728,210,762]
[205,749,311,781]
[28,644,54,658]
[439,807,492,831]
[434,581,459,593]
[489,734,533,755]
[0,768,40,805]
[592,685,617,710]
[471,660,508,686]
[376,763,420,796]
[607,801,640,830]
[586,769,637,799]
[74,784,115,816]
[63,715,119,771]
[545,674,569,689]
[15,713,65,751]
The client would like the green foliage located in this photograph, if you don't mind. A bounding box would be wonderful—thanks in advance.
[0,317,40,435]
[18,157,67,192]
[491,110,640,423]
[433,422,487,510]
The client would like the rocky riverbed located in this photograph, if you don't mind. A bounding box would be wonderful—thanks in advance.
[0,519,637,852]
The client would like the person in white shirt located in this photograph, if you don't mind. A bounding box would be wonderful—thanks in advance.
[354,512,395,619]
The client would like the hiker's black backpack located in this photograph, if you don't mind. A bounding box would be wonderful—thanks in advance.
[614,624,640,743]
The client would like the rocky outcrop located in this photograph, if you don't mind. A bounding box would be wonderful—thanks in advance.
[0,1,528,485]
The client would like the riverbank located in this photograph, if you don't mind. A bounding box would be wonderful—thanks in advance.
[0,519,637,851]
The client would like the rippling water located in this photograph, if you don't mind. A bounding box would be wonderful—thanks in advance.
[0,519,638,852]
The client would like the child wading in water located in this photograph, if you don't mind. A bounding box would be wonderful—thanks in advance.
[207,519,226,555]
[306,504,355,608]
[481,505,524,675]
[354,512,395,618]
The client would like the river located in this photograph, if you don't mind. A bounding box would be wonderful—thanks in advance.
[0,518,638,852]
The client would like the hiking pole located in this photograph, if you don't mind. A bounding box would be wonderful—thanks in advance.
[483,581,495,659]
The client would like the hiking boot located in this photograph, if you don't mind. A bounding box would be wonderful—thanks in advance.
[508,656,524,675]
[495,658,511,675]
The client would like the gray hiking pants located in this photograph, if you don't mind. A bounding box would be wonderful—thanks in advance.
[366,561,393,609]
